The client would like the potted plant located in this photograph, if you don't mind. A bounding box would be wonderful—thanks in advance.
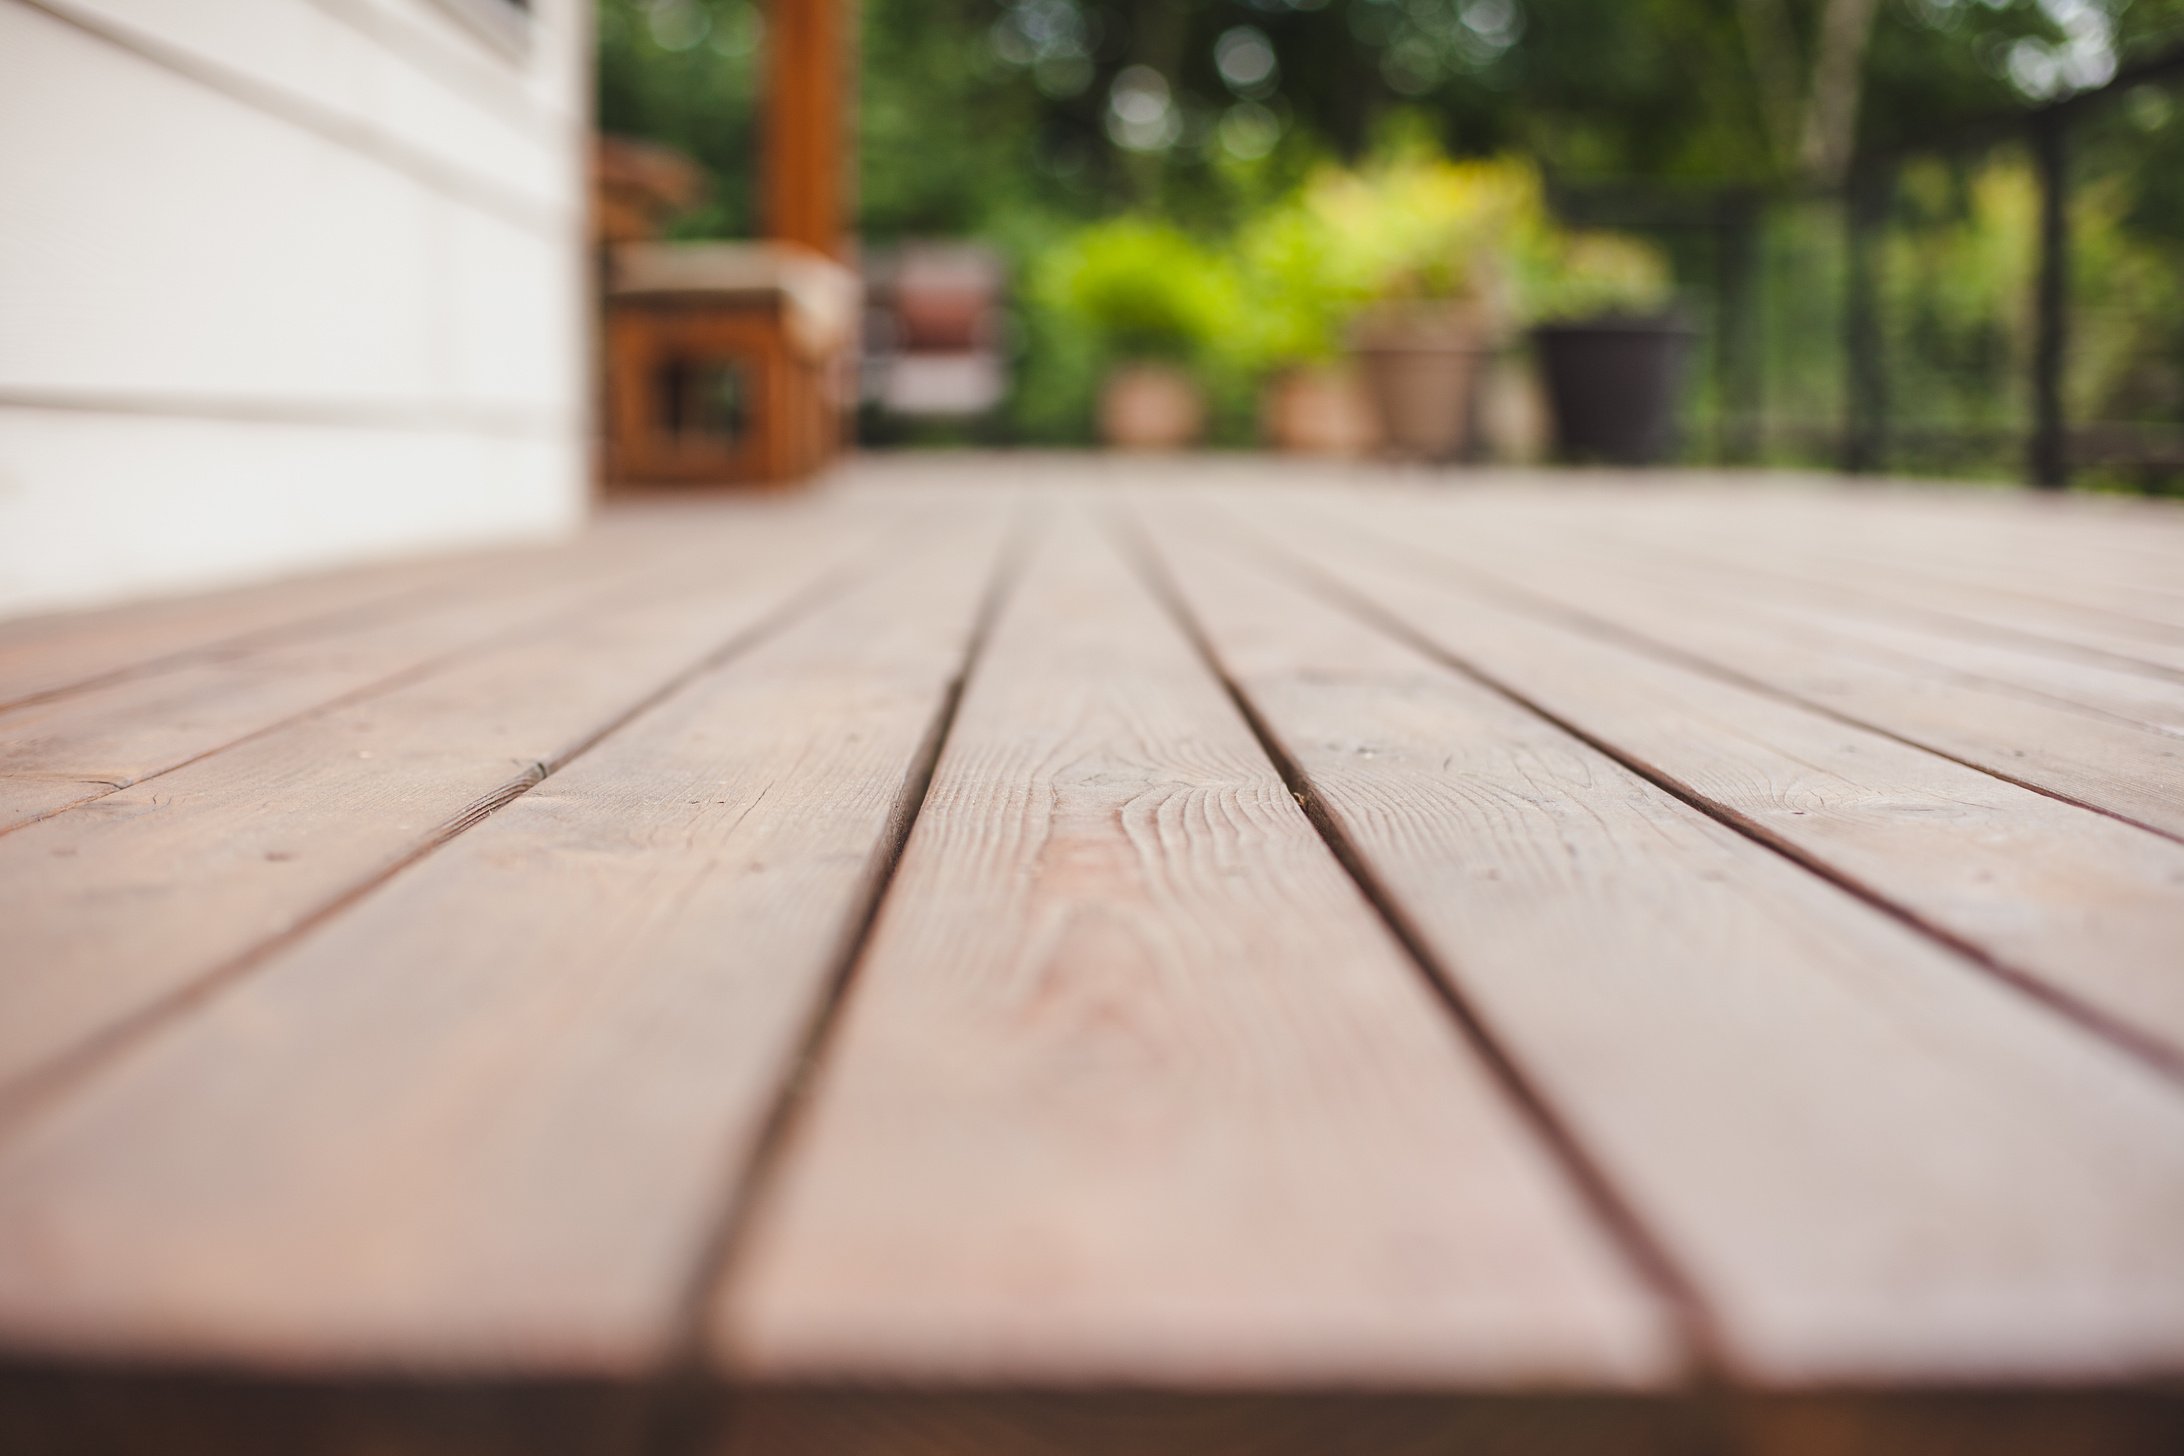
[1036,220,1237,450]
[1234,200,1380,456]
[1522,231,1693,464]
[1306,154,1536,460]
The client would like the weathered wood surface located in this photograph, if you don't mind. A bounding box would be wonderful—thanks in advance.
[1133,507,2184,1382]
[716,517,1674,1395]
[0,511,1008,1375]
[0,498,895,1095]
[1234,495,2184,1071]
[0,523,731,831]
[1,459,2180,1455]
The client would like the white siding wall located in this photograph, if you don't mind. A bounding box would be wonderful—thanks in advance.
[0,0,591,616]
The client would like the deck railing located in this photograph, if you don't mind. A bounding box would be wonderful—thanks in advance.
[1552,41,2184,494]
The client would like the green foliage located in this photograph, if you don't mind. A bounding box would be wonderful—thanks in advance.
[1033,218,1246,363]
[857,0,1061,239]
[1883,152,2184,431]
[598,0,2184,470]
[602,0,2184,235]
[1033,148,1670,384]
[1518,231,1677,323]
[1230,150,1558,367]
[596,0,764,236]
[1231,195,1375,368]
[1294,147,1542,307]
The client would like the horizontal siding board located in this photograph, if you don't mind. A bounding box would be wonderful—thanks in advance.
[0,6,581,416]
[0,409,583,616]
[0,0,586,614]
[29,0,576,211]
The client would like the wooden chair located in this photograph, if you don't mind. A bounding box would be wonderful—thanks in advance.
[592,0,856,492]
[603,242,859,488]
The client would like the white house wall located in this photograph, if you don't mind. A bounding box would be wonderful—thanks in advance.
[0,0,590,616]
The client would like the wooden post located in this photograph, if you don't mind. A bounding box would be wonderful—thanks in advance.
[765,0,853,260]
[2029,110,2071,490]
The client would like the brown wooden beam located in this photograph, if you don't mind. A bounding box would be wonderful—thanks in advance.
[764,0,853,259]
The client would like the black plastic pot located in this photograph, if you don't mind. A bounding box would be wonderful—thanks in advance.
[1533,313,1696,465]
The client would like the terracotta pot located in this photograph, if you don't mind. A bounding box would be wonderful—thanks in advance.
[1350,304,1491,461]
[1259,365,1380,456]
[1534,313,1696,464]
[1098,362,1205,450]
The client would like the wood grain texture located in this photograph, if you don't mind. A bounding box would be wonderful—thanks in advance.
[716,515,1676,1395]
[0,511,1011,1378]
[0,523,742,831]
[1542,512,2184,709]
[0,503,887,1096]
[1248,501,2184,1073]
[1569,487,2184,656]
[1310,493,2184,843]
[1135,505,2184,1387]
[0,548,491,710]
[1,463,2180,1451]
[1709,531,2184,664]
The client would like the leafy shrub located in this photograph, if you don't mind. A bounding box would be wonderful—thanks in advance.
[1032,219,1244,365]
[1299,151,1544,310]
[1231,195,1375,369]
[1881,155,2183,433]
[1233,153,1552,371]
[1518,231,1677,323]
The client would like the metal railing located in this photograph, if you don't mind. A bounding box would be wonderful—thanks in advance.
[1550,40,2184,493]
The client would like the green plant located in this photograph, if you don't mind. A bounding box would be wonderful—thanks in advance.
[1302,151,1545,311]
[1033,219,1243,365]
[1520,231,1676,323]
[1231,196,1374,370]
[1232,152,1551,372]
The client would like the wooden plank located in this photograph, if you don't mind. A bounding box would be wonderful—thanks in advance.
[0,513,1012,1393]
[1648,487,2184,625]
[0,503,890,1096]
[716,517,1677,1410]
[0,497,848,714]
[721,1388,1691,1456]
[1444,491,2184,734]
[1308,494,2184,843]
[0,1364,638,1456]
[0,522,751,832]
[1134,506,2184,1393]
[719,1387,2184,1456]
[1244,498,2184,1072]
[1614,577,2184,740]
[1510,486,2184,673]
[1553,473,2184,577]
[1340,475,2184,640]
[1567,512,2184,683]
[0,548,500,711]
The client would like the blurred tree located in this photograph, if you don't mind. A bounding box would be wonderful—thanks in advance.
[595,0,765,235]
[598,0,2180,238]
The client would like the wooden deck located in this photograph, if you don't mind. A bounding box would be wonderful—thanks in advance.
[2,456,2182,1454]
